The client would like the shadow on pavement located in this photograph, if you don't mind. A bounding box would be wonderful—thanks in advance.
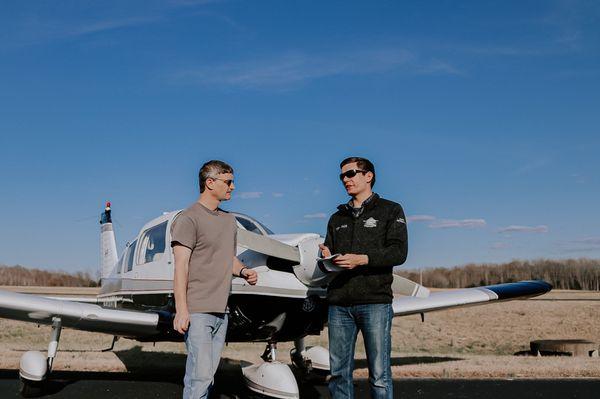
[0,353,460,398]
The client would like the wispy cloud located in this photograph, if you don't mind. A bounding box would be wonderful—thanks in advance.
[498,225,549,234]
[539,0,600,52]
[417,59,465,76]
[2,15,163,48]
[2,1,221,48]
[238,191,262,199]
[272,192,284,198]
[171,47,461,90]
[515,159,550,175]
[429,219,486,229]
[571,173,587,184]
[491,242,510,250]
[68,16,162,37]
[456,44,547,57]
[558,236,600,253]
[573,237,600,246]
[407,214,436,223]
[303,213,327,219]
[168,0,222,6]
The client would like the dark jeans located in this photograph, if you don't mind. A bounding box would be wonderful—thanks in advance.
[328,303,393,399]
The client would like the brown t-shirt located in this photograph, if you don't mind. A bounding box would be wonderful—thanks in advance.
[170,202,237,313]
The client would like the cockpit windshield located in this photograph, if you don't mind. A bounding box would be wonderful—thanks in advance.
[235,215,274,235]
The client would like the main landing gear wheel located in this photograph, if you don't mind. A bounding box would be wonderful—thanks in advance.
[19,317,62,398]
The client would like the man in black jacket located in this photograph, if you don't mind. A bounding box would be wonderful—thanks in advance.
[319,157,408,399]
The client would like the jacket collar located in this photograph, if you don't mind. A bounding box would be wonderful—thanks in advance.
[337,193,380,218]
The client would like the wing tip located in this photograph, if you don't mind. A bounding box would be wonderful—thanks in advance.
[483,279,552,300]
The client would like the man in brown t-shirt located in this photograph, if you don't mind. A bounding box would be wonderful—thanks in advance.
[171,160,258,399]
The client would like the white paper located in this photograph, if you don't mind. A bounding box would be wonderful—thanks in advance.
[317,254,344,272]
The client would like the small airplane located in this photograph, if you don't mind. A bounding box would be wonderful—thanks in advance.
[0,202,552,398]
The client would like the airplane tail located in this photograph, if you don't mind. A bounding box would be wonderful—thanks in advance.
[99,202,118,282]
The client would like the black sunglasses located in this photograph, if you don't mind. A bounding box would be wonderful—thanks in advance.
[211,177,235,187]
[339,169,367,181]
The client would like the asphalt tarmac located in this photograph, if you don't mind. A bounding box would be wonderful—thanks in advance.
[1,369,599,399]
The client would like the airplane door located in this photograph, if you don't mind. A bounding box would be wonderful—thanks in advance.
[132,220,172,281]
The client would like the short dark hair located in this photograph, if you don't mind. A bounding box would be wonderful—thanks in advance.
[199,160,234,193]
[340,156,376,187]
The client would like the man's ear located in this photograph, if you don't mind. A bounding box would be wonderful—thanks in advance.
[365,171,374,184]
[205,178,215,191]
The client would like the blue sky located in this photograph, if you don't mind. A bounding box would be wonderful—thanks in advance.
[0,0,599,274]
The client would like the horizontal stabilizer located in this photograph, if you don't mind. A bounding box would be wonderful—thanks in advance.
[237,229,301,263]
[393,280,552,317]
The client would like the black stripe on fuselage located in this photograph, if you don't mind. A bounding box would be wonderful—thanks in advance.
[483,280,552,300]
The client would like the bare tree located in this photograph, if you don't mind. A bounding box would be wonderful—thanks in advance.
[396,258,600,291]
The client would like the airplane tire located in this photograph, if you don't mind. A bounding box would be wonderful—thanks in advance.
[19,378,44,398]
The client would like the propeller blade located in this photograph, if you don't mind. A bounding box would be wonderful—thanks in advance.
[237,229,301,263]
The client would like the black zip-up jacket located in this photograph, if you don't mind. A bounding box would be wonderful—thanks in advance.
[324,193,408,305]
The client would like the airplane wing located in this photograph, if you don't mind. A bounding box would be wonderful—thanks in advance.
[392,280,552,317]
[0,288,164,338]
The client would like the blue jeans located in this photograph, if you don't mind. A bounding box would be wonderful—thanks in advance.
[328,303,393,399]
[183,313,228,399]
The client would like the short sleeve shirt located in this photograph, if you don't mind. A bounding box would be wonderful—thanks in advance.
[170,202,237,313]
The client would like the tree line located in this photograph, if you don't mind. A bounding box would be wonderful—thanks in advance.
[2,258,600,290]
[396,258,600,290]
[0,265,97,287]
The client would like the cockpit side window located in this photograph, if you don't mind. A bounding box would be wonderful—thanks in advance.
[116,253,125,275]
[125,240,137,273]
[137,221,168,265]
[236,216,262,235]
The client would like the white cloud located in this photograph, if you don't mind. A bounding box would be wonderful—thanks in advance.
[571,173,587,184]
[303,213,327,219]
[558,237,600,253]
[497,225,549,234]
[1,1,221,48]
[68,16,162,37]
[238,192,263,199]
[272,192,284,198]
[407,214,436,223]
[515,159,550,175]
[171,47,461,90]
[574,237,600,245]
[429,219,486,229]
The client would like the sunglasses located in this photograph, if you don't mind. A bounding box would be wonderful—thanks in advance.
[339,169,367,181]
[211,177,235,187]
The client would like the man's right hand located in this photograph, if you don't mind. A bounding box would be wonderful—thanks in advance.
[319,244,332,258]
[173,310,190,334]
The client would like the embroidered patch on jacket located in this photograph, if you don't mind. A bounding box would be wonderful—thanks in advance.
[335,224,348,231]
[396,217,406,224]
[363,217,378,228]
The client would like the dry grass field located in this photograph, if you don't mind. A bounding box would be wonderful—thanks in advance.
[1,289,599,378]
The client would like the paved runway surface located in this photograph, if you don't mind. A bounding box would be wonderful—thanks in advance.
[1,369,599,398]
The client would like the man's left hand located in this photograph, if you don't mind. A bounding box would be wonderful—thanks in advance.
[241,268,258,285]
[333,254,369,269]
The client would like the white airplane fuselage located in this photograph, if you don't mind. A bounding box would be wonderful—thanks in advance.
[97,209,330,343]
